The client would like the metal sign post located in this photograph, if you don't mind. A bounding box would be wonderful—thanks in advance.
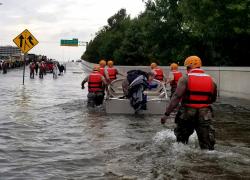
[23,54,26,85]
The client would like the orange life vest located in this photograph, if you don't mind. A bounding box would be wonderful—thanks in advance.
[154,68,164,81]
[182,68,214,108]
[170,70,182,87]
[107,67,117,81]
[88,72,103,93]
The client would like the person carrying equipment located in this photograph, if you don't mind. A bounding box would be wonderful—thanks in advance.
[166,63,183,98]
[161,56,217,150]
[81,65,107,107]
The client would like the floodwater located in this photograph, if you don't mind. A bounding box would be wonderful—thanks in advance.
[0,63,249,180]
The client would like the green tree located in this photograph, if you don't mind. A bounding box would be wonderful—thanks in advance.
[82,0,250,66]
[179,0,250,65]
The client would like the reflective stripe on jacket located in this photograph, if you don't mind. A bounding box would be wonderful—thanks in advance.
[88,72,103,93]
[182,69,214,108]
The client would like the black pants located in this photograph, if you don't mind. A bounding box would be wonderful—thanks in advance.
[174,106,215,150]
[39,72,43,79]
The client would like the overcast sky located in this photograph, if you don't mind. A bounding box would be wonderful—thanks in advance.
[0,0,145,61]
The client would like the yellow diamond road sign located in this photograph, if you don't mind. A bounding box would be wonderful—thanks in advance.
[13,29,39,54]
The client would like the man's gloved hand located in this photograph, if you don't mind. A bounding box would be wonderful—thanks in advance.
[161,113,169,124]
[81,86,85,89]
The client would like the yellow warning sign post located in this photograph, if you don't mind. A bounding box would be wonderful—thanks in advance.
[13,29,39,85]
[13,29,39,53]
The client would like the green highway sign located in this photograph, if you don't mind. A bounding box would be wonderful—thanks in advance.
[60,38,78,46]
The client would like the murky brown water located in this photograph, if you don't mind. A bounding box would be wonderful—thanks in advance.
[0,63,249,179]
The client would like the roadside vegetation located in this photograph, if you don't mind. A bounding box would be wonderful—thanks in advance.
[82,0,249,66]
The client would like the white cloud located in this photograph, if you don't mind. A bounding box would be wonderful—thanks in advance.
[0,0,145,61]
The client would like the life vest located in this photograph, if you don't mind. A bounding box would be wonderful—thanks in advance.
[99,67,105,76]
[154,68,164,81]
[40,64,45,71]
[88,72,103,93]
[182,68,214,108]
[30,64,35,70]
[170,70,182,87]
[107,67,117,81]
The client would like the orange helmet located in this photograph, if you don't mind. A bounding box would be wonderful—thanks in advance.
[107,60,114,67]
[184,56,202,68]
[99,59,106,67]
[170,63,178,70]
[93,65,100,72]
[150,62,157,69]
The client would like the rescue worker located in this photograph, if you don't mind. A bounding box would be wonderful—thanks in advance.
[99,60,109,82]
[150,62,166,82]
[166,63,183,98]
[39,61,45,79]
[161,56,217,150]
[29,62,35,79]
[81,65,107,107]
[107,60,124,82]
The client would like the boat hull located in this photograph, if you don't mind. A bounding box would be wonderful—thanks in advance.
[105,98,168,114]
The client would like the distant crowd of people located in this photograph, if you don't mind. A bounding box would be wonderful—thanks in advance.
[29,61,66,79]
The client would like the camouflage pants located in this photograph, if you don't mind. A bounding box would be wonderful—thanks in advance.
[170,86,177,99]
[174,106,215,150]
[87,92,105,107]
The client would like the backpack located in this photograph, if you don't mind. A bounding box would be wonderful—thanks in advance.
[127,70,147,84]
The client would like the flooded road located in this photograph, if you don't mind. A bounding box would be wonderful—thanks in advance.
[0,63,249,180]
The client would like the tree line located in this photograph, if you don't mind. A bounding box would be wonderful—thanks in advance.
[82,0,250,66]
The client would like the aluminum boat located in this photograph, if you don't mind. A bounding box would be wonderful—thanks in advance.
[105,79,169,114]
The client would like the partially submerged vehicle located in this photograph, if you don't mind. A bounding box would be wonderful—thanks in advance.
[105,79,169,114]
